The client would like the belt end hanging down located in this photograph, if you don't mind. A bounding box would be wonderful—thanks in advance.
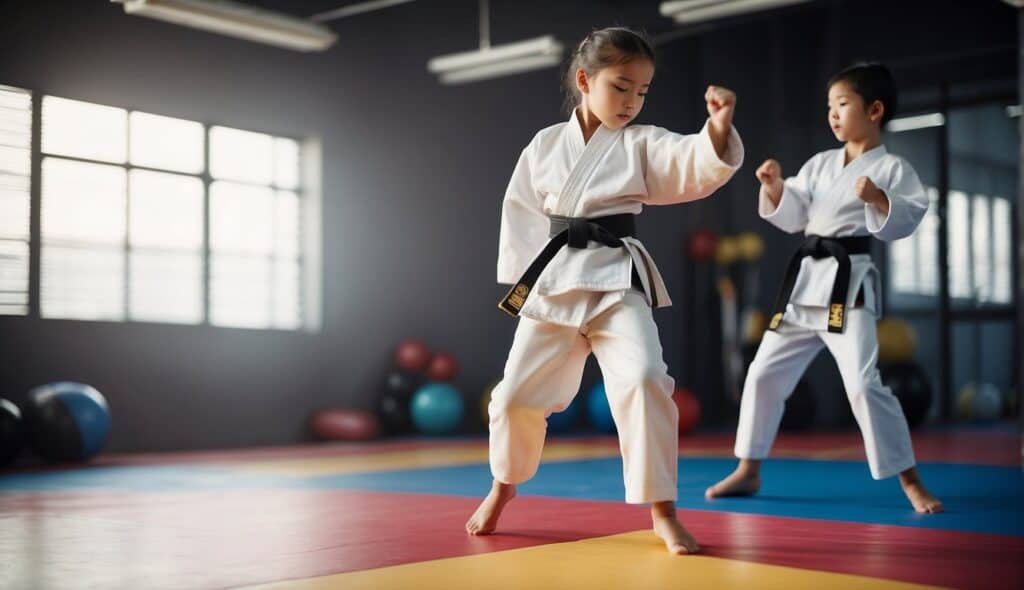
[827,303,846,333]
[498,283,530,317]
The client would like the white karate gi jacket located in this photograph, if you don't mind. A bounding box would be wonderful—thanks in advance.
[498,108,744,326]
[759,145,929,320]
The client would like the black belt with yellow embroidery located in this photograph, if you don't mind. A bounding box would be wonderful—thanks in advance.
[499,213,647,317]
[768,234,872,333]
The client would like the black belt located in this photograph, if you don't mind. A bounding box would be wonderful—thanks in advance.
[768,235,872,334]
[499,214,649,317]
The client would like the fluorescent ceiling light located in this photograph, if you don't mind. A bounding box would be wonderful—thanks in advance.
[427,0,563,85]
[429,36,563,83]
[660,0,814,25]
[885,113,945,133]
[436,52,564,85]
[112,0,338,52]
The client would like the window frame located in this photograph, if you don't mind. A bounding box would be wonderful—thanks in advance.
[13,89,320,332]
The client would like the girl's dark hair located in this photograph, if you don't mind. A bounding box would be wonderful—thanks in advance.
[827,62,898,125]
[562,27,656,115]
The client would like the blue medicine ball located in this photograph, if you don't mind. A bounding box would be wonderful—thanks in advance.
[410,383,464,435]
[547,398,580,434]
[586,381,617,433]
[25,382,110,463]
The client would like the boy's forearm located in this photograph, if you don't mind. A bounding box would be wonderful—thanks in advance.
[708,120,730,159]
[763,181,783,207]
[872,190,891,214]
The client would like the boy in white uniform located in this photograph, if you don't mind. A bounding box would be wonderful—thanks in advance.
[706,63,943,514]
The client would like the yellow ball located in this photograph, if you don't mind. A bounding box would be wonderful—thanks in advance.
[481,379,499,425]
[715,236,741,266]
[876,318,917,365]
[737,232,765,261]
[742,310,767,344]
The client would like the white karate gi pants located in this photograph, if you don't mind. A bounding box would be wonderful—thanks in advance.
[488,290,678,503]
[734,306,916,479]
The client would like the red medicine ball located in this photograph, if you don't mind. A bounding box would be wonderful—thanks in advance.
[395,339,431,372]
[428,352,460,382]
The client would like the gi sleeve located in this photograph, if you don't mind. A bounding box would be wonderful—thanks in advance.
[497,140,549,285]
[759,155,814,234]
[865,157,930,242]
[638,120,744,206]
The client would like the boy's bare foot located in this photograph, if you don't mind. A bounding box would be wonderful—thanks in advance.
[651,502,700,555]
[705,460,761,499]
[465,481,517,535]
[899,468,943,513]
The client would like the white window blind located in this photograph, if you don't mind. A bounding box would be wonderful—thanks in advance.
[888,187,939,297]
[0,85,31,316]
[891,188,1013,306]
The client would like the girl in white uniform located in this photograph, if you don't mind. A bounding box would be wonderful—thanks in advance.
[705,63,943,514]
[465,27,744,554]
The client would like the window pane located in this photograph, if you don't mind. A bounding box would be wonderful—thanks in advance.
[0,145,29,176]
[129,169,203,250]
[274,137,300,189]
[129,111,204,174]
[274,257,300,329]
[210,181,273,255]
[917,188,939,295]
[130,250,202,324]
[0,85,32,149]
[209,126,272,184]
[971,194,990,302]
[41,245,124,320]
[0,86,31,316]
[948,190,970,299]
[210,254,270,328]
[0,86,31,243]
[42,158,126,246]
[889,227,916,293]
[0,175,30,240]
[0,240,28,315]
[275,190,299,256]
[992,197,1012,304]
[42,96,127,163]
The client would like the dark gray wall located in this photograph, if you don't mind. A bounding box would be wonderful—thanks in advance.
[0,0,1017,452]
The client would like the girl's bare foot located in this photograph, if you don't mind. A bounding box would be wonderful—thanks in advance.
[899,468,943,513]
[465,481,517,535]
[651,501,700,555]
[705,460,761,499]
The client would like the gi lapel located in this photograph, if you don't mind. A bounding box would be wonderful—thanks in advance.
[823,144,888,219]
[555,110,623,216]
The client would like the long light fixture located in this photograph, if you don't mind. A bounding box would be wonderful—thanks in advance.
[885,113,945,133]
[427,0,564,85]
[111,0,338,52]
[659,0,814,25]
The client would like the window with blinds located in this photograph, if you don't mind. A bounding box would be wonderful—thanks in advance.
[3,93,310,329]
[889,187,1013,305]
[0,86,31,316]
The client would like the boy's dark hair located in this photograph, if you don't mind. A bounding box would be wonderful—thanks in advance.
[828,62,898,125]
[563,27,656,115]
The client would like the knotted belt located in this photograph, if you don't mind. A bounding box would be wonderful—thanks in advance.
[768,234,872,333]
[499,213,653,317]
